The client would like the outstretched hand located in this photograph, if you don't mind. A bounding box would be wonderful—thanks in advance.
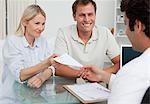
[48,54,59,65]
[79,65,103,82]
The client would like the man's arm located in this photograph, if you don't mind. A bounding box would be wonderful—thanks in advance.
[54,62,81,78]
[104,55,120,74]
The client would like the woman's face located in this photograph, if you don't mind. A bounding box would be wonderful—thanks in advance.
[24,13,46,39]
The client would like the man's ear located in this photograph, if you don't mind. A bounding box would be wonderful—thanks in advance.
[135,20,145,33]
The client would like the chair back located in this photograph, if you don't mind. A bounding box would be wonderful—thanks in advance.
[141,87,150,104]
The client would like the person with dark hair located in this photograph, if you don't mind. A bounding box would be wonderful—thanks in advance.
[80,0,150,103]
[53,0,120,78]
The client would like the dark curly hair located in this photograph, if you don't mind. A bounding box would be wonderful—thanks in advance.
[120,0,150,38]
[72,0,97,16]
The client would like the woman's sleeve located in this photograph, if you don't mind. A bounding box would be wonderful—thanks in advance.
[3,37,25,83]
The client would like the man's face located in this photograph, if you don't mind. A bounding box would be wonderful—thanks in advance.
[73,3,96,34]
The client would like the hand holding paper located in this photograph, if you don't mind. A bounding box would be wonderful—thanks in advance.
[54,53,83,67]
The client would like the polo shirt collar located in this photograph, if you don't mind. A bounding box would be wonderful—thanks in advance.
[22,36,40,48]
[72,25,98,44]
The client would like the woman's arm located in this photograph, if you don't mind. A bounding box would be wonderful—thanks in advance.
[27,68,52,88]
[20,57,53,81]
[3,37,55,82]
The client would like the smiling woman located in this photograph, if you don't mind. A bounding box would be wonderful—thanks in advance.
[1,4,56,89]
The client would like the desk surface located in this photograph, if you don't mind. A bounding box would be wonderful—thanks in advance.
[0,76,107,104]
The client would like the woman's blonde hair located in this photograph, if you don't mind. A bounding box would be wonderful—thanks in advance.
[15,4,46,36]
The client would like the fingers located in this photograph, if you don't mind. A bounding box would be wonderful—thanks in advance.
[27,76,43,88]
[83,65,101,74]
[79,68,88,78]
[78,67,92,80]
[48,54,59,65]
[51,54,59,58]
[81,65,92,70]
[31,78,42,88]
[79,66,101,82]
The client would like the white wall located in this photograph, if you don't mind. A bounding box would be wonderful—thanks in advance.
[96,0,115,28]
[37,0,75,39]
[7,0,36,36]
[37,0,115,39]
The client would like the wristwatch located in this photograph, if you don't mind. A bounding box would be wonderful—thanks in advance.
[48,65,55,76]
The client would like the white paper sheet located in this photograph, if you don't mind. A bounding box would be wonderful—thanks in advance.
[67,83,110,100]
[54,53,83,67]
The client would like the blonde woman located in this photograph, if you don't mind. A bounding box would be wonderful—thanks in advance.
[2,4,56,88]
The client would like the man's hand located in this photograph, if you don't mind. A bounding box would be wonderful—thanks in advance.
[80,65,111,83]
[79,65,103,82]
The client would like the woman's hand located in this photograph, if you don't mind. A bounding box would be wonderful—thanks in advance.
[48,54,59,65]
[27,75,44,88]
[27,67,53,88]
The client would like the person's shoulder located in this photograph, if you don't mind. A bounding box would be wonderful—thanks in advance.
[4,35,23,49]
[94,25,110,32]
[94,25,112,37]
[122,52,146,70]
[59,24,76,31]
[6,35,22,42]
[140,48,150,62]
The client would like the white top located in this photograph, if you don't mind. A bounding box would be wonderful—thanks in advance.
[108,48,150,104]
[1,35,52,84]
[54,24,119,68]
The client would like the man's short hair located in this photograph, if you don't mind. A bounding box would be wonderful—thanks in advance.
[120,0,150,38]
[72,0,97,16]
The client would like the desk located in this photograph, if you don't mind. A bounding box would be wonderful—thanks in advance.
[0,76,107,104]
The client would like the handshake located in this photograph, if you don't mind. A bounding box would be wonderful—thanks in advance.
[49,54,109,84]
[27,53,110,88]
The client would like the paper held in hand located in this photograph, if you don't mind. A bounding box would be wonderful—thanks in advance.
[64,83,110,104]
[54,53,83,67]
